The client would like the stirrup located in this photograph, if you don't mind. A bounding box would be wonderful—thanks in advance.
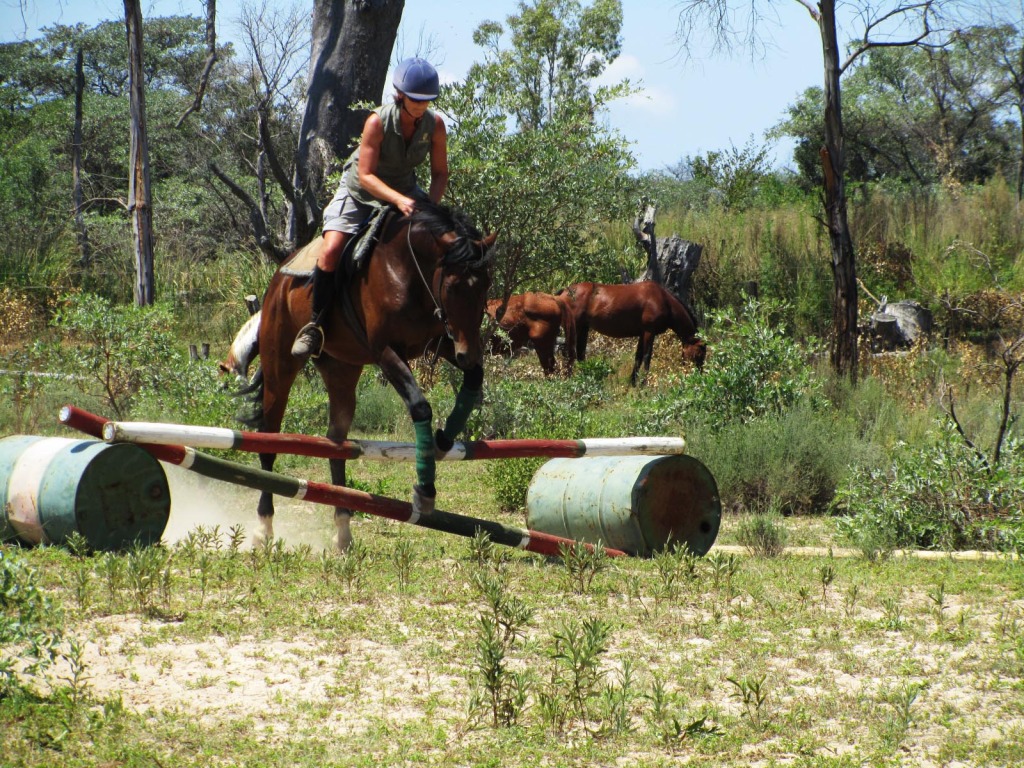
[291,322,324,359]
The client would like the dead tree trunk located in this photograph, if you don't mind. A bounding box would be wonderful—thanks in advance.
[125,0,155,306]
[819,0,858,382]
[633,202,703,308]
[72,49,92,268]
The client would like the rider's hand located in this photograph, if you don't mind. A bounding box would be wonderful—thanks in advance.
[396,196,417,217]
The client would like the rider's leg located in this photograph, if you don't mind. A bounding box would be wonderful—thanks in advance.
[292,230,348,359]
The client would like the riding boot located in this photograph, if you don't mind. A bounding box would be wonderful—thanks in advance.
[291,265,335,359]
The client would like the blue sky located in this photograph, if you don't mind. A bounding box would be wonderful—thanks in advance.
[2,0,830,172]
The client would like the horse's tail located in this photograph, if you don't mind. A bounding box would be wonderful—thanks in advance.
[233,365,265,429]
[219,311,261,382]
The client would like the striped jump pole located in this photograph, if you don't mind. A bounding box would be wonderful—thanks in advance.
[98,419,686,461]
[59,405,628,559]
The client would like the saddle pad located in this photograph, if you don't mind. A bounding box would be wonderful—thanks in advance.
[279,206,391,279]
[280,237,324,277]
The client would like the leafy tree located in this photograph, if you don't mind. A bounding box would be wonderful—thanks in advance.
[440,0,637,298]
[667,137,775,210]
[776,28,1016,189]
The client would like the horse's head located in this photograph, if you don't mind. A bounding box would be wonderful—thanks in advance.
[411,204,496,370]
[682,338,707,371]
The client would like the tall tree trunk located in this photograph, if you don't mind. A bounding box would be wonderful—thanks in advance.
[72,49,92,268]
[818,0,858,382]
[124,0,155,306]
[288,0,405,246]
[1017,108,1024,202]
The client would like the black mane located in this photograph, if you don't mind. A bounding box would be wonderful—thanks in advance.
[410,201,490,268]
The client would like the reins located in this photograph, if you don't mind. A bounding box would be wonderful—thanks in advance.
[406,223,453,344]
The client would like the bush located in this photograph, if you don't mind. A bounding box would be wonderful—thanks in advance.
[688,402,862,515]
[52,293,179,419]
[637,297,824,433]
[736,508,789,557]
[834,419,1024,551]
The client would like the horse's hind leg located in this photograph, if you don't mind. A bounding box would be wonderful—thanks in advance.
[317,356,363,552]
[630,336,643,385]
[576,323,589,362]
[631,333,655,386]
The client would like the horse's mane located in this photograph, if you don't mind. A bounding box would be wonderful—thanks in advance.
[410,201,491,268]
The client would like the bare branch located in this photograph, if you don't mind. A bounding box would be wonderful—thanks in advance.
[841,1,938,74]
[209,162,289,264]
[257,109,296,200]
[941,384,990,468]
[176,0,219,128]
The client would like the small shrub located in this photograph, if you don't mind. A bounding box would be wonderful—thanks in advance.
[51,293,179,419]
[736,508,789,557]
[1,548,67,696]
[680,296,825,427]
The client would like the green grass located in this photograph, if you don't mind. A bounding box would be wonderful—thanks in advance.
[3,516,1023,767]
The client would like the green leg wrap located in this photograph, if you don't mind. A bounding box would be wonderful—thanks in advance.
[441,387,480,444]
[413,418,436,489]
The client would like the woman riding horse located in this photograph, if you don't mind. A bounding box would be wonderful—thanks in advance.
[292,57,450,360]
[251,204,494,552]
[250,58,494,551]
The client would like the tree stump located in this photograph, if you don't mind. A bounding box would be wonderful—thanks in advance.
[632,203,703,308]
[870,299,932,350]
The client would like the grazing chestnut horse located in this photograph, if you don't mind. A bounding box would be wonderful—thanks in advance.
[555,281,706,385]
[486,292,576,375]
[244,203,495,550]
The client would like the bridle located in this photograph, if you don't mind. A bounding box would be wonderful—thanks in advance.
[406,223,453,343]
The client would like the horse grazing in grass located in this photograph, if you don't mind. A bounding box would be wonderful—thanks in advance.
[555,281,706,385]
[486,292,576,375]
[244,202,495,550]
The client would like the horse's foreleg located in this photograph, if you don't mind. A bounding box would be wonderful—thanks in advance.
[377,347,436,517]
[435,363,483,452]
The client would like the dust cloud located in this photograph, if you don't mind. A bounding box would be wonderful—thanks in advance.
[159,462,335,550]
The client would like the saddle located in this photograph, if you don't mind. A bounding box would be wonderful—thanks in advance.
[280,206,393,279]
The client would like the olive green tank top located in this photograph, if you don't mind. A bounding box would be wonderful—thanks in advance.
[344,101,436,205]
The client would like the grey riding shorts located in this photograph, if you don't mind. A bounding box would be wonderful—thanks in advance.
[322,188,374,234]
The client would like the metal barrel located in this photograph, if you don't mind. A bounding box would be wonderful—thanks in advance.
[0,435,170,550]
[525,454,721,557]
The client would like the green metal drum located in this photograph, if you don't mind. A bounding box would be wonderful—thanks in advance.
[0,435,170,550]
[526,454,721,557]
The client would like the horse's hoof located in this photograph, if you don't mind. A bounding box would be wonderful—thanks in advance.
[412,484,436,517]
[434,428,454,457]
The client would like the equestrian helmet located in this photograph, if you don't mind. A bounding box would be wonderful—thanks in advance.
[393,57,439,101]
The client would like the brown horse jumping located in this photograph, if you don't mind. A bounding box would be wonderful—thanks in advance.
[486,292,576,375]
[244,203,495,550]
[555,281,706,385]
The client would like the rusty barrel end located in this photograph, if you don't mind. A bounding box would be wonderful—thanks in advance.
[526,454,720,557]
